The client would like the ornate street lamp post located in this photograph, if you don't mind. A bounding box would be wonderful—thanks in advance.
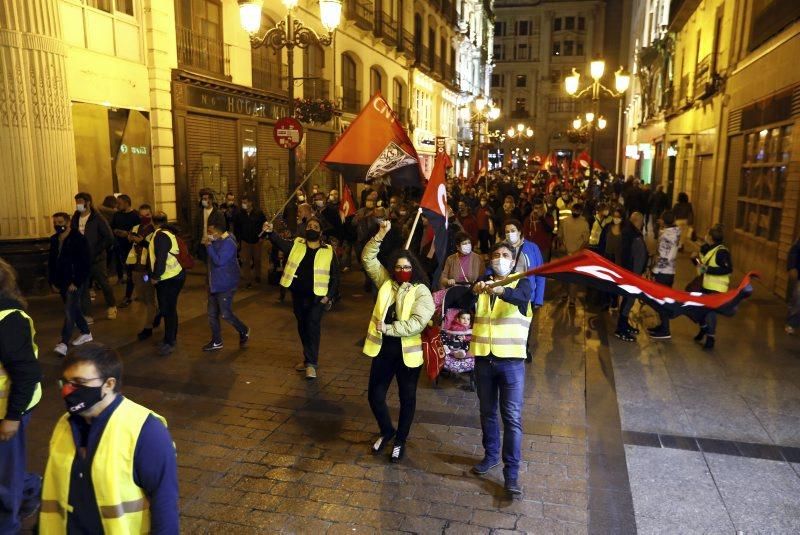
[238,0,342,194]
[564,59,630,174]
[505,123,534,169]
[569,113,607,175]
[460,96,500,187]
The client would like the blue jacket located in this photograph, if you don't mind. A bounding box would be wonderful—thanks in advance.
[207,234,240,293]
[515,239,546,306]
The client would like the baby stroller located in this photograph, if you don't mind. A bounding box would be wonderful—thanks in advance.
[431,284,477,391]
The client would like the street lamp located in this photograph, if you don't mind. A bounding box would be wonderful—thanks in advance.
[563,58,630,174]
[239,0,342,193]
[461,96,501,181]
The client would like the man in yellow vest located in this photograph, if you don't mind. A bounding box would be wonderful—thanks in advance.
[692,224,733,350]
[470,242,532,498]
[262,217,339,379]
[41,343,178,533]
[0,259,43,532]
[149,212,186,356]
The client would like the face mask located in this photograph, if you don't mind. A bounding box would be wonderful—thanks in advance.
[365,201,375,208]
[242,203,250,210]
[76,204,86,213]
[480,200,487,207]
[613,217,622,225]
[201,200,209,208]
[492,257,513,277]
[140,217,152,226]
[54,225,67,234]
[305,229,321,241]
[329,196,338,202]
[394,270,413,283]
[298,196,306,202]
[399,211,408,217]
[61,382,105,415]
[314,200,325,208]
[506,231,520,244]
[459,243,472,255]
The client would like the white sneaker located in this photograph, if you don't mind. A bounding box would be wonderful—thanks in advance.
[72,333,93,346]
[54,343,68,356]
[107,307,117,320]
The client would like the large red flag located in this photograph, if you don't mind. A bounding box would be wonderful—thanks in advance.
[420,152,450,287]
[339,184,356,222]
[321,92,423,188]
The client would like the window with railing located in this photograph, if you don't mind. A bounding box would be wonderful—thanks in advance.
[346,0,374,30]
[736,125,792,242]
[548,97,576,113]
[380,12,397,45]
[694,54,711,96]
[676,73,691,105]
[175,0,228,77]
[252,53,286,93]
[342,54,360,112]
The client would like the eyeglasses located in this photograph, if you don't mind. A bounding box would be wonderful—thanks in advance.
[394,265,413,272]
[59,378,104,389]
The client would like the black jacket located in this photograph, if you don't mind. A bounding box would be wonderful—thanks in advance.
[71,211,113,259]
[620,224,647,274]
[0,298,42,420]
[48,231,91,290]
[234,208,267,244]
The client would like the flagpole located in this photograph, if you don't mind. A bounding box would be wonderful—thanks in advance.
[269,162,321,224]
[404,207,422,250]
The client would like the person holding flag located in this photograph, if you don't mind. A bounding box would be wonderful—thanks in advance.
[417,151,452,289]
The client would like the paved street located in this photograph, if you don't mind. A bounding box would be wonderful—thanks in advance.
[23,257,800,534]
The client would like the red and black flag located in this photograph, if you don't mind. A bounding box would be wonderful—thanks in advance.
[339,183,356,222]
[420,152,451,287]
[321,92,423,188]
[527,250,757,322]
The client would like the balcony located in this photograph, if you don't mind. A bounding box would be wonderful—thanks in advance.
[693,54,711,98]
[379,13,397,46]
[433,55,443,79]
[251,59,287,94]
[341,87,362,113]
[177,26,229,77]
[416,45,430,69]
[346,0,374,31]
[399,30,414,56]
[676,73,691,106]
[304,78,331,100]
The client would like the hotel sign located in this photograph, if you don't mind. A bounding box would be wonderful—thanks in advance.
[177,83,288,120]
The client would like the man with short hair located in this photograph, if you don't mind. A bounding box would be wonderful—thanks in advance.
[193,189,221,262]
[72,193,117,320]
[111,194,141,307]
[40,343,178,533]
[234,196,267,287]
[648,211,680,339]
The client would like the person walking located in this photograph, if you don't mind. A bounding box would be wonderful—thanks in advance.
[362,221,434,463]
[522,200,555,262]
[693,225,733,350]
[786,236,800,335]
[615,212,648,341]
[73,193,117,321]
[557,203,590,307]
[476,196,494,254]
[588,202,612,250]
[469,242,532,497]
[111,194,140,307]
[263,217,339,379]
[647,211,681,339]
[48,212,93,356]
[439,232,484,288]
[234,195,267,288]
[672,192,694,251]
[0,259,43,533]
[125,205,158,341]
[194,189,222,263]
[40,343,178,533]
[149,212,186,356]
[203,213,249,351]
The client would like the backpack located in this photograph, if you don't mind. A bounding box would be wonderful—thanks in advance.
[173,235,195,270]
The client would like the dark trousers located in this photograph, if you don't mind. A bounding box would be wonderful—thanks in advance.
[653,273,675,331]
[124,265,134,299]
[291,292,325,367]
[475,356,525,481]
[617,295,636,332]
[699,288,719,336]
[788,280,800,328]
[0,413,40,533]
[478,229,491,253]
[208,290,248,342]
[60,284,90,343]
[81,253,116,314]
[156,272,185,345]
[367,339,422,443]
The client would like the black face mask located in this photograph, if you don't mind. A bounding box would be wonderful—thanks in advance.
[61,383,106,415]
[54,225,67,234]
[305,229,321,241]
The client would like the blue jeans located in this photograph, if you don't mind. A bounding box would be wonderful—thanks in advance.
[0,413,41,532]
[208,290,248,343]
[61,284,90,344]
[787,279,800,328]
[475,356,525,481]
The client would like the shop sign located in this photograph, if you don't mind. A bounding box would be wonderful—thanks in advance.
[273,117,304,149]
[435,136,446,154]
[119,144,148,156]
[182,84,287,119]
[625,145,640,159]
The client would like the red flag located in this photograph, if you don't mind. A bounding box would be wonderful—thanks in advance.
[321,92,423,188]
[524,174,534,195]
[420,152,449,225]
[339,184,356,222]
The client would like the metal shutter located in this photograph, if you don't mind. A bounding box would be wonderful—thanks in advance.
[257,122,289,218]
[305,129,335,193]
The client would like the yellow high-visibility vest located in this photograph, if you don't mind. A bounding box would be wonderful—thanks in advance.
[363,280,424,367]
[0,309,41,418]
[125,225,149,267]
[40,398,170,535]
[701,244,730,292]
[470,279,532,358]
[148,229,182,281]
[280,238,333,297]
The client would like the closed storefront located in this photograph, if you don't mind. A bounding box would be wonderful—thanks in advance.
[305,128,336,194]
[185,114,238,215]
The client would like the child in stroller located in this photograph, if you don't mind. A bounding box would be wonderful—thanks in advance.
[441,310,476,390]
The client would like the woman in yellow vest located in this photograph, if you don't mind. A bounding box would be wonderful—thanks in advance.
[469,242,533,497]
[0,259,42,532]
[125,204,158,341]
[692,224,733,350]
[362,221,434,463]
[262,217,339,379]
[41,343,178,534]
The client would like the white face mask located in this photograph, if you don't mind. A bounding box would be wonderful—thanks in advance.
[506,231,520,244]
[76,204,86,213]
[613,217,622,225]
[492,257,513,277]
[314,200,324,208]
[201,200,209,208]
[459,243,472,255]
[242,203,249,210]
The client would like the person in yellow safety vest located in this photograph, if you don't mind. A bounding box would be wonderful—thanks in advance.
[692,224,733,350]
[262,217,339,380]
[41,343,178,534]
[362,221,434,463]
[469,242,533,498]
[125,204,158,341]
[0,259,43,532]
[149,212,186,356]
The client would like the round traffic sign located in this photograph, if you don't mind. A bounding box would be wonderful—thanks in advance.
[273,117,304,150]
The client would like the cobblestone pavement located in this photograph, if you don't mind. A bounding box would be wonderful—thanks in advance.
[26,272,594,534]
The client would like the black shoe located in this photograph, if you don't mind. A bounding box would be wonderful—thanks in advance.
[371,432,395,455]
[614,330,636,342]
[158,343,175,356]
[202,341,223,352]
[471,458,501,475]
[628,326,640,335]
[505,479,522,496]
[240,328,250,346]
[119,298,132,309]
[694,326,708,342]
[647,328,671,340]
[152,314,162,329]
[137,328,153,341]
[390,442,405,463]
[703,335,715,350]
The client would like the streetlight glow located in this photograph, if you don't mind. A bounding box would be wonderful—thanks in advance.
[475,96,487,112]
[460,107,471,121]
[615,67,631,94]
[488,106,500,120]
[565,69,580,95]
[598,116,607,129]
[507,127,515,137]
[238,0,264,34]
[319,0,342,32]
[572,118,582,130]
[590,59,605,81]
[517,123,524,132]
[526,128,534,137]
[281,0,299,9]
[585,112,595,123]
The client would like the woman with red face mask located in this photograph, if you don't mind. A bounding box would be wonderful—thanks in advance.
[362,221,435,463]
